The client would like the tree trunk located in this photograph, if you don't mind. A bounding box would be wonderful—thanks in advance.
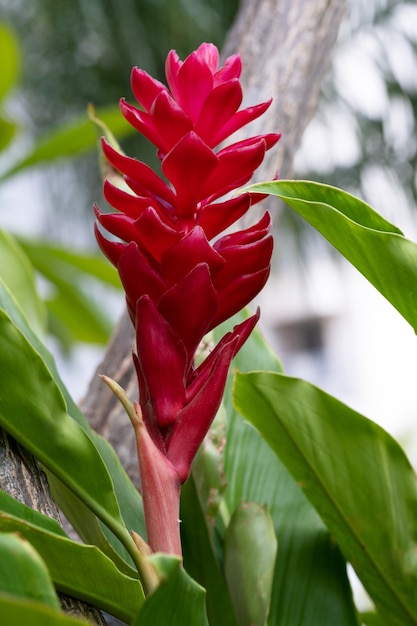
[80,0,348,484]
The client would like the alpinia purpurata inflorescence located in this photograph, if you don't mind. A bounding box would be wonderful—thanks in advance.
[95,42,280,557]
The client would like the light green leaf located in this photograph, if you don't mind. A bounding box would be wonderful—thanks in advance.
[224,502,277,626]
[0,276,145,569]
[245,180,417,331]
[0,305,131,556]
[213,311,358,626]
[0,594,88,625]
[0,489,66,538]
[0,532,59,609]
[15,236,121,346]
[0,514,144,623]
[234,371,417,626]
[0,229,46,336]
[0,22,20,102]
[132,555,209,626]
[16,237,121,288]
[0,105,133,181]
[0,115,18,151]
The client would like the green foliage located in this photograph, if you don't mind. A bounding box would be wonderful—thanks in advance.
[247,180,417,331]
[0,532,59,610]
[0,104,134,182]
[234,371,417,626]
[0,21,20,151]
[131,555,209,626]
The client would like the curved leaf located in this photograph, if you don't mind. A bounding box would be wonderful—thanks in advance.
[0,276,145,567]
[132,555,209,626]
[246,180,417,331]
[234,371,417,626]
[0,305,129,550]
[0,532,59,609]
[0,514,144,623]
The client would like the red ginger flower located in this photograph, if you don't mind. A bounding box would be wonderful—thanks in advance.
[95,43,279,551]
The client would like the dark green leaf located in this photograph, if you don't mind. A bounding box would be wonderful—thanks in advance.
[246,180,417,331]
[234,371,417,626]
[181,472,238,626]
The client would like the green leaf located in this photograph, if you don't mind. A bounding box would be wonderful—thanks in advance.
[0,532,59,609]
[0,22,20,102]
[0,115,18,151]
[245,180,417,331]
[15,236,121,346]
[16,237,121,289]
[224,502,277,626]
[0,594,88,625]
[0,104,134,181]
[181,473,238,626]
[0,229,46,336]
[0,514,144,623]
[0,489,66,538]
[214,312,358,626]
[0,305,130,554]
[0,276,145,568]
[132,555,209,626]
[234,371,417,626]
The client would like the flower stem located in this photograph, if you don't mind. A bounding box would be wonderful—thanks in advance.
[133,401,182,557]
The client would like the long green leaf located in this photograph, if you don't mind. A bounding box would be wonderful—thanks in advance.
[213,312,358,626]
[132,555,209,626]
[16,237,122,288]
[15,236,120,345]
[245,180,417,331]
[0,305,130,551]
[234,371,417,626]
[0,514,144,623]
[0,277,145,567]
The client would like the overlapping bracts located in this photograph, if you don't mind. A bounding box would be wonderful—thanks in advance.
[95,43,280,482]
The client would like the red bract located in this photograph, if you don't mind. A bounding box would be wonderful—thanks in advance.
[95,42,279,555]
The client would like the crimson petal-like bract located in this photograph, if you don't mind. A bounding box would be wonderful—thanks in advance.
[94,42,279,555]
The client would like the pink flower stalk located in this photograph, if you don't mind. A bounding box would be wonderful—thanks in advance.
[95,42,280,558]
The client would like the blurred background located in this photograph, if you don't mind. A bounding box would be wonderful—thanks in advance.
[0,0,417,466]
